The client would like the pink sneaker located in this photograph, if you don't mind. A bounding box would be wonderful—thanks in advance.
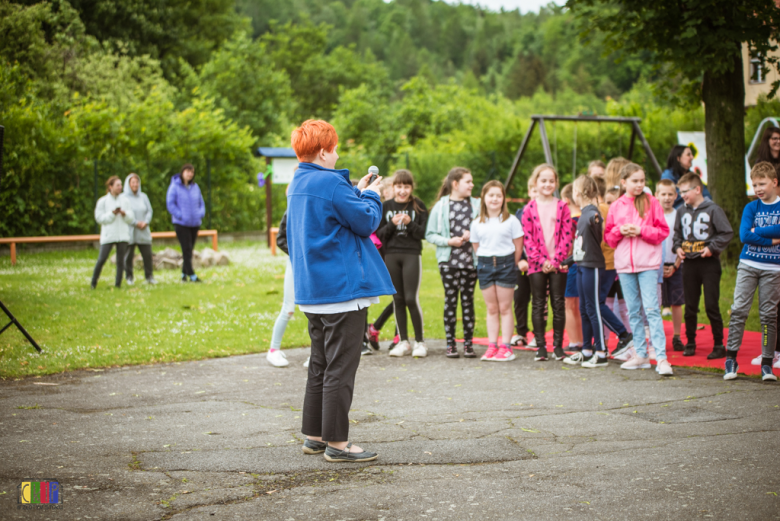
[481,344,498,361]
[494,344,516,362]
[367,324,380,350]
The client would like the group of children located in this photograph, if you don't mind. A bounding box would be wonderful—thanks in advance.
[267,153,780,382]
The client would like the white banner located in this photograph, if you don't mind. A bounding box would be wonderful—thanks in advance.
[272,158,299,184]
[677,131,708,185]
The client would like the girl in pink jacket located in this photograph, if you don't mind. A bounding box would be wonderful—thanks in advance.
[521,164,573,362]
[604,163,673,376]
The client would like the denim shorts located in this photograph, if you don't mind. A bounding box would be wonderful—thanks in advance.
[477,254,518,290]
[564,262,579,297]
[662,264,685,306]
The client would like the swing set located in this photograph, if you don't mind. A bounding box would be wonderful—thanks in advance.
[504,115,663,190]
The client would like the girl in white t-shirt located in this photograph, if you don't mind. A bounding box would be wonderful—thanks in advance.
[470,181,524,361]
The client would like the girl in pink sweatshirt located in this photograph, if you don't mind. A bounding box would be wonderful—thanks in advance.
[521,164,573,362]
[604,163,674,376]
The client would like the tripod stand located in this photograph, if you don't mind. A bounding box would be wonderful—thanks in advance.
[0,300,42,353]
[0,125,42,353]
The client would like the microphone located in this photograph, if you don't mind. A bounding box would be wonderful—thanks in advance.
[368,165,379,185]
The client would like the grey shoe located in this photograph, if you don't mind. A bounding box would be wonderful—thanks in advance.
[324,442,378,462]
[302,439,327,454]
[146,277,158,285]
[126,278,134,286]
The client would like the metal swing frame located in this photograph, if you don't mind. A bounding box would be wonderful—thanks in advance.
[504,115,664,189]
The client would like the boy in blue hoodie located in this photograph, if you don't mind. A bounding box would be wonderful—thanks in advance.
[286,120,394,462]
[723,162,780,382]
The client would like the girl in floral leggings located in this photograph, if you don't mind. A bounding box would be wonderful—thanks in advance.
[425,167,481,358]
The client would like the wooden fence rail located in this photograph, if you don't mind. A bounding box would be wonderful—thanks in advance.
[0,230,219,266]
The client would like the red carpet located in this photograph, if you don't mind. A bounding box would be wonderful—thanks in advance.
[463,323,766,376]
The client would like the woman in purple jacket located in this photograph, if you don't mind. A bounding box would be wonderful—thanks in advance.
[166,163,206,282]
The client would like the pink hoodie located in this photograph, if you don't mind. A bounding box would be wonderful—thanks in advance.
[521,199,573,274]
[604,194,669,273]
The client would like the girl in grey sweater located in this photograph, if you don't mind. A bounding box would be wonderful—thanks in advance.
[123,173,156,284]
[92,176,135,288]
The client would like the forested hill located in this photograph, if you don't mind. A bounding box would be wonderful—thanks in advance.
[237,0,651,99]
[1,0,772,239]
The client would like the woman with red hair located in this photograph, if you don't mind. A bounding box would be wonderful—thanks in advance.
[287,120,394,463]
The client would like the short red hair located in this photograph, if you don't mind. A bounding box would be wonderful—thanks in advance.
[291,120,339,162]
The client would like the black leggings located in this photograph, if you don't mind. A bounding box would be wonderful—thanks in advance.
[124,244,153,281]
[386,253,424,342]
[529,271,567,349]
[174,224,199,276]
[439,265,477,347]
[373,302,395,331]
[91,242,127,288]
[513,271,531,336]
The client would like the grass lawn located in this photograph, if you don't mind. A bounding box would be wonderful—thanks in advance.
[0,241,758,379]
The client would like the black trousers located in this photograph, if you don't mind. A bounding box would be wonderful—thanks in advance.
[91,242,127,288]
[302,308,366,442]
[682,257,724,346]
[529,271,567,349]
[386,253,424,342]
[174,224,199,276]
[513,270,531,336]
[373,302,395,331]
[124,244,153,281]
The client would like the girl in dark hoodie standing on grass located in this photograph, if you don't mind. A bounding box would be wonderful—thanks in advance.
[376,170,429,358]
[166,164,205,282]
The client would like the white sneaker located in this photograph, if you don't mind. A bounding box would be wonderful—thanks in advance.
[662,307,671,317]
[528,337,537,348]
[411,341,427,358]
[389,340,412,357]
[303,356,310,368]
[267,349,289,367]
[620,356,651,370]
[613,346,635,361]
[126,278,134,286]
[752,352,780,367]
[510,334,526,346]
[563,352,585,365]
[146,277,158,285]
[656,359,674,376]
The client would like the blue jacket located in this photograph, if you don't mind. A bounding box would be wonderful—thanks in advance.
[287,162,395,305]
[660,168,712,209]
[739,198,780,266]
[166,174,205,227]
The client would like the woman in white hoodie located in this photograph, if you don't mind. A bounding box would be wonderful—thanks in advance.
[91,176,135,289]
[123,173,156,285]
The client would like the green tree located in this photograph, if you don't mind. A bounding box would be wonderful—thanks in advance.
[261,19,390,121]
[198,32,294,144]
[503,53,547,99]
[567,0,780,257]
[33,0,245,77]
[0,0,88,97]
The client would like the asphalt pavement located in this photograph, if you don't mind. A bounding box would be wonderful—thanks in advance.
[1,340,779,520]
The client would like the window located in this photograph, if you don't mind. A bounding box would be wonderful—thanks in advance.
[750,57,765,84]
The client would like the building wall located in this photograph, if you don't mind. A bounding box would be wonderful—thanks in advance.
[743,42,780,107]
